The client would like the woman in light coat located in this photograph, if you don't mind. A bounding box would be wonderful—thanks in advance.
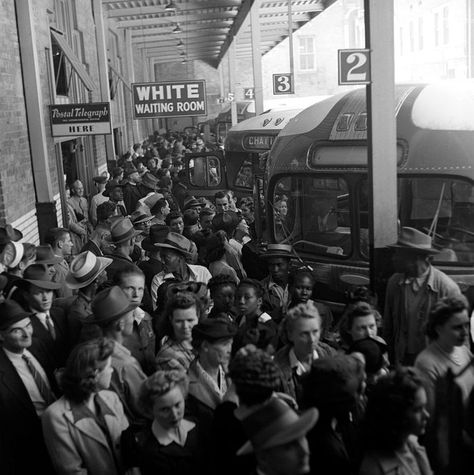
[42,338,129,475]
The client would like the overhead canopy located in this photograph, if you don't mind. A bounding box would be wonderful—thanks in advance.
[103,0,335,68]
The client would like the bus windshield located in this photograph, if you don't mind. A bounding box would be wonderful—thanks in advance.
[272,174,474,264]
[272,176,352,257]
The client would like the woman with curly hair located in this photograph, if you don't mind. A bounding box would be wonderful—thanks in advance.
[121,369,205,475]
[42,338,128,475]
[155,291,201,370]
[359,367,432,475]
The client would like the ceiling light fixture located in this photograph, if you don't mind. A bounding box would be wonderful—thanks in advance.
[177,39,184,47]
[173,23,182,33]
[165,1,177,11]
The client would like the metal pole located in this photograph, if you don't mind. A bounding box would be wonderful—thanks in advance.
[229,38,238,125]
[250,1,264,114]
[288,0,294,79]
[364,0,398,294]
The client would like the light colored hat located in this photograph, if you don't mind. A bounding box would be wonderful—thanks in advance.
[387,227,439,254]
[65,251,112,289]
[263,243,294,259]
[237,398,318,455]
[107,218,142,244]
[1,241,24,268]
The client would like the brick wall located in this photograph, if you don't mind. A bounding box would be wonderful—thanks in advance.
[0,1,37,227]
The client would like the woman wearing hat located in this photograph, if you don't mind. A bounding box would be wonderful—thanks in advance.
[186,318,237,431]
[42,338,129,475]
[360,368,432,475]
[121,369,206,475]
[155,291,202,371]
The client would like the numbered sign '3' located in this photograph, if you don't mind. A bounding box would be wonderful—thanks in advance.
[273,73,294,95]
[338,49,371,85]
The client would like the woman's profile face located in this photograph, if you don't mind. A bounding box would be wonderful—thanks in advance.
[171,306,199,342]
[435,309,469,348]
[405,387,429,437]
[152,385,185,429]
[203,338,233,371]
[96,357,113,391]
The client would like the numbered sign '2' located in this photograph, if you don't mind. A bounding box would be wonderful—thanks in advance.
[338,49,371,85]
[273,73,294,95]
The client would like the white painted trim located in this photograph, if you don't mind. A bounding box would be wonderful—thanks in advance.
[11,209,40,245]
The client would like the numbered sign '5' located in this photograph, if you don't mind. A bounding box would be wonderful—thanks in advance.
[338,49,371,85]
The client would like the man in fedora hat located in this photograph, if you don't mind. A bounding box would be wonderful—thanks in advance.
[384,227,460,365]
[150,232,212,310]
[44,227,75,299]
[105,218,142,281]
[64,251,112,345]
[91,286,148,423]
[236,397,318,475]
[260,244,294,323]
[16,263,70,367]
[89,175,109,226]
[138,224,169,292]
[137,171,159,198]
[0,300,57,474]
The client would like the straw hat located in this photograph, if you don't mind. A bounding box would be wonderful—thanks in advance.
[262,243,294,260]
[65,251,112,289]
[0,241,24,268]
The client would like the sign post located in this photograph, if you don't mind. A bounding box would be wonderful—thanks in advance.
[49,102,111,137]
[132,80,207,119]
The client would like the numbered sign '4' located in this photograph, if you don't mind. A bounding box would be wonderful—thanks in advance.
[244,87,255,100]
[338,49,371,85]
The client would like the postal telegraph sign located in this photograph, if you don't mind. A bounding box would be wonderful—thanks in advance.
[49,103,111,137]
[132,80,207,118]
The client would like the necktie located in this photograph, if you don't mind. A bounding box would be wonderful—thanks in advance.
[45,315,56,340]
[22,354,55,405]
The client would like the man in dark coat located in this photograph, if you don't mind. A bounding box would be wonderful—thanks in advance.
[122,167,143,214]
[0,300,57,475]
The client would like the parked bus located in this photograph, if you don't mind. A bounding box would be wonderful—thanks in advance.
[266,81,474,309]
[183,107,304,213]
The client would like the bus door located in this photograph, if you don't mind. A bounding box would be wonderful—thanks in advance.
[183,151,226,199]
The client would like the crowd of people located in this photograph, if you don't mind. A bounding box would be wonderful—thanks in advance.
[0,132,473,475]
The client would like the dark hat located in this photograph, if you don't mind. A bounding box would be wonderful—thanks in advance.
[263,243,294,260]
[107,218,142,244]
[93,175,108,185]
[65,251,112,290]
[102,181,125,197]
[141,172,159,191]
[228,345,282,391]
[212,211,240,234]
[154,232,192,257]
[0,274,8,292]
[165,280,208,300]
[348,336,388,375]
[302,354,363,409]
[0,224,23,245]
[387,227,439,254]
[90,286,135,326]
[112,166,124,177]
[142,224,170,251]
[20,264,62,290]
[35,244,63,265]
[237,398,318,455]
[0,300,33,331]
[192,318,237,342]
[183,209,199,226]
[183,197,202,211]
[130,209,153,226]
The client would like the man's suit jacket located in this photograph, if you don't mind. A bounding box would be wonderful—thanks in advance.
[30,306,70,368]
[0,348,56,475]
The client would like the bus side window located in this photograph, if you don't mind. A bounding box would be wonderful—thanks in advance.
[235,161,253,188]
[189,156,221,187]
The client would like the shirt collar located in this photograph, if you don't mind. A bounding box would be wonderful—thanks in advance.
[78,291,92,304]
[2,347,28,359]
[133,306,145,325]
[70,393,115,422]
[289,347,318,376]
[151,418,195,447]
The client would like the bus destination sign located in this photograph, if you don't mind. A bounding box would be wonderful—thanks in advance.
[243,135,275,151]
[132,80,207,118]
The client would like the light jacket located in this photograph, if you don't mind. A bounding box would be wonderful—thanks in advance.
[383,266,460,364]
[42,390,129,475]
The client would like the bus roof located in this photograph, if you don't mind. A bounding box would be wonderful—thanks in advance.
[269,81,474,181]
